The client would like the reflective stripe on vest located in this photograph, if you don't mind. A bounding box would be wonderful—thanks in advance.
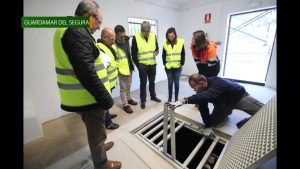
[163,38,184,69]
[53,28,110,107]
[56,67,109,90]
[112,44,131,75]
[96,42,118,89]
[135,32,156,65]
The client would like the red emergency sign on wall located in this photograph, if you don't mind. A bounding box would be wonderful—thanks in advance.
[205,13,211,24]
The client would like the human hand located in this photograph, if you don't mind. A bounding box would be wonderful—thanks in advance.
[107,61,111,67]
[174,100,184,106]
[179,98,187,104]
[170,100,184,108]
[101,52,112,68]
[100,97,114,110]
[202,128,213,137]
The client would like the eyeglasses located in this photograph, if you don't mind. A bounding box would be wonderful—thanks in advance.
[92,14,101,25]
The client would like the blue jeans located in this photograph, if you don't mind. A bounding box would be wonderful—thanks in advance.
[165,67,182,101]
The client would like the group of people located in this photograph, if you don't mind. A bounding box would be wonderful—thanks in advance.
[52,0,264,168]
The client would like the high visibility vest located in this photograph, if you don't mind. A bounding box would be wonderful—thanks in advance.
[53,28,110,108]
[135,32,156,65]
[163,38,184,69]
[191,41,218,64]
[207,41,217,62]
[112,44,132,75]
[96,42,118,89]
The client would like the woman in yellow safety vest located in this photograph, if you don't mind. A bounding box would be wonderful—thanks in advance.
[162,27,185,102]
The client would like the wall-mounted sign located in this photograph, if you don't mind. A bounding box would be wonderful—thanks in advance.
[205,13,211,24]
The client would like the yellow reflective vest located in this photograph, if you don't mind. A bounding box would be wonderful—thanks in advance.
[163,38,184,69]
[112,44,133,75]
[53,28,110,108]
[96,42,118,89]
[135,32,156,65]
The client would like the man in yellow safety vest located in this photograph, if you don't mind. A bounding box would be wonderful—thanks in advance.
[131,21,161,109]
[113,25,138,114]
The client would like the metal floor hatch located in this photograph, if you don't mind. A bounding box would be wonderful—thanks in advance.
[132,96,277,169]
[132,104,230,169]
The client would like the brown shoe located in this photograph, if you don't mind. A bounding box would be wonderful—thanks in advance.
[128,99,138,105]
[104,160,122,169]
[104,141,114,151]
[123,105,133,114]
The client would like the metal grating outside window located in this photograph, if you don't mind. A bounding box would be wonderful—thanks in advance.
[128,17,158,38]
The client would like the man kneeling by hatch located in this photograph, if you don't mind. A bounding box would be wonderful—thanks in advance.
[173,73,264,131]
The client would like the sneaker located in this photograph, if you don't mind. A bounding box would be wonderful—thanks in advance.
[105,122,119,129]
[236,117,250,129]
[151,97,161,102]
[128,99,138,105]
[141,102,145,109]
[123,105,133,114]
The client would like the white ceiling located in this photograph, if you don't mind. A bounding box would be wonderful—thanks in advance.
[165,0,196,5]
[134,0,198,10]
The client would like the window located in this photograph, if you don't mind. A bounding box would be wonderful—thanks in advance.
[223,7,276,84]
[128,17,158,38]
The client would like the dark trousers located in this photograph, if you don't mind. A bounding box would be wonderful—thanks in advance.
[196,59,220,77]
[210,93,264,127]
[138,64,157,102]
[165,67,182,101]
[105,110,112,125]
[76,108,107,168]
[105,88,115,125]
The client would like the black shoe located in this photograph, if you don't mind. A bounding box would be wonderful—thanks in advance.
[108,113,117,119]
[141,102,145,109]
[151,97,161,102]
[168,98,171,102]
[236,117,250,129]
[105,122,119,129]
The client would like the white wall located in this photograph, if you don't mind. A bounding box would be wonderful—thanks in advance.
[178,1,224,75]
[24,0,179,124]
[178,0,276,87]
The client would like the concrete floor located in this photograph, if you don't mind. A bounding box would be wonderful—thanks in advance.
[24,77,276,169]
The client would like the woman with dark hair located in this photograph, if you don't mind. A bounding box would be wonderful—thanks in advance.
[191,30,220,77]
[162,27,185,102]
